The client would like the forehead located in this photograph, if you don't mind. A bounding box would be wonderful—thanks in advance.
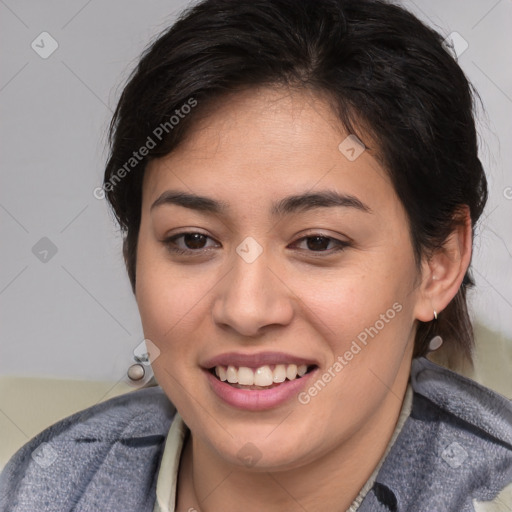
[142,86,393,212]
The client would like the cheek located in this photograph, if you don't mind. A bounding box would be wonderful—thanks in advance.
[137,271,208,344]
[135,253,215,411]
[135,240,211,360]
[293,267,415,418]
[295,262,411,352]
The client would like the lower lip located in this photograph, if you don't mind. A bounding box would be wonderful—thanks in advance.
[204,369,318,411]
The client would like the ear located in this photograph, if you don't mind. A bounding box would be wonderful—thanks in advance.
[414,207,473,322]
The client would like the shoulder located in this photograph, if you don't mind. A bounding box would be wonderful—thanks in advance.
[0,386,176,512]
[362,357,512,512]
[410,356,512,444]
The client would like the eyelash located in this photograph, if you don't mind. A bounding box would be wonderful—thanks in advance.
[162,232,350,257]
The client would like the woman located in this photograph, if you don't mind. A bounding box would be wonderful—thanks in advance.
[1,0,511,510]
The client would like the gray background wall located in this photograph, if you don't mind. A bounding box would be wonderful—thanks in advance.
[1,0,511,384]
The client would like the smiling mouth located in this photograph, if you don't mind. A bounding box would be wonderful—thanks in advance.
[208,364,317,390]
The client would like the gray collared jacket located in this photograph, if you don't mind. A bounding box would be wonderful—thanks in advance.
[1,357,511,511]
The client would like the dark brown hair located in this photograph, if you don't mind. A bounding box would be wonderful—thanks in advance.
[103,0,487,368]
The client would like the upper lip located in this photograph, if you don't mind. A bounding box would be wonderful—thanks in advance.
[202,351,318,369]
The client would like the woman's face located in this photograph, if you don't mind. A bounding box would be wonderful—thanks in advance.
[136,87,423,470]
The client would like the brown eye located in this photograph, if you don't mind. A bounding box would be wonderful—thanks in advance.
[182,233,208,249]
[162,231,219,255]
[306,236,331,251]
[291,234,350,254]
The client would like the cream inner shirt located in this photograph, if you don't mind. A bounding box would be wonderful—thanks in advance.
[153,383,414,512]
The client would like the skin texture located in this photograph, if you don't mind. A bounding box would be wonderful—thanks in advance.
[135,86,472,511]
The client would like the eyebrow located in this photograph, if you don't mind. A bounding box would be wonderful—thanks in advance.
[150,189,372,216]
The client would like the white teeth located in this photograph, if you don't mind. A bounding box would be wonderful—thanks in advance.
[254,366,273,386]
[273,364,287,383]
[286,364,298,381]
[226,365,238,384]
[217,366,227,382]
[214,363,310,386]
[238,367,254,386]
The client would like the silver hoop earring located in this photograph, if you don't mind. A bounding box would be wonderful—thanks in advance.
[433,309,438,321]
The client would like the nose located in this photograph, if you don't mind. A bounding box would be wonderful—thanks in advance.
[211,247,294,338]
